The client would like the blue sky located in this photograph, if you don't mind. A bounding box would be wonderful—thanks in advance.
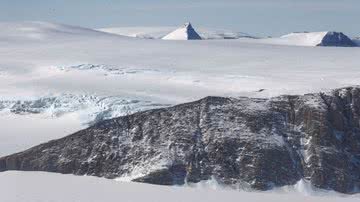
[1,0,359,37]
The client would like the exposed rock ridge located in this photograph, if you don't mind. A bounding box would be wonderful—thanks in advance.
[1,87,360,194]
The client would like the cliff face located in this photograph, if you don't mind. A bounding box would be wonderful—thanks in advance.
[1,87,360,193]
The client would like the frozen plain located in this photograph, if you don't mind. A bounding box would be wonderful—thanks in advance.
[1,171,359,202]
[0,21,360,200]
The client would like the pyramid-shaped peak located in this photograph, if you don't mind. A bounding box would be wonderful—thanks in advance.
[183,22,192,28]
[162,22,202,40]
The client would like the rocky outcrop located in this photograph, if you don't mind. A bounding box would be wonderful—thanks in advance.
[1,87,360,193]
[318,32,357,47]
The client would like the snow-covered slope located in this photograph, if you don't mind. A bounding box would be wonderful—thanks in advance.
[99,26,174,39]
[199,29,256,39]
[1,171,358,202]
[259,31,357,47]
[162,22,202,40]
[0,21,122,43]
[1,21,360,162]
[99,26,255,40]
[279,32,329,46]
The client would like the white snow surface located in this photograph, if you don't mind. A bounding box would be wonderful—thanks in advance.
[1,21,360,158]
[1,171,359,202]
[100,26,176,39]
[257,32,329,46]
[280,32,328,46]
[99,26,255,40]
[0,21,121,42]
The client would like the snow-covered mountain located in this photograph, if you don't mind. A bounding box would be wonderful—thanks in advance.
[259,31,357,47]
[162,22,202,40]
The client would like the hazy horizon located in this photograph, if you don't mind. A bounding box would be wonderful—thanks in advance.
[1,0,359,37]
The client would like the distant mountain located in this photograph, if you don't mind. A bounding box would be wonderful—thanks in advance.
[162,22,202,40]
[278,31,356,47]
[1,86,360,194]
[318,32,356,47]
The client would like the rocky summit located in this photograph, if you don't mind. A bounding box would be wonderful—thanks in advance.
[1,87,360,194]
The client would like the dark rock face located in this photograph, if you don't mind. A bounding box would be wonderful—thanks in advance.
[184,22,202,40]
[1,87,360,193]
[318,32,357,47]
